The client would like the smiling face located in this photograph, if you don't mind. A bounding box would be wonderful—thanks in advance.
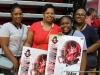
[11,7,23,24]
[74,9,86,24]
[60,17,73,35]
[43,8,55,23]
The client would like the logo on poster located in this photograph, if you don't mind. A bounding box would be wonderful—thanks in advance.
[52,36,58,44]
[24,49,31,57]
[81,38,84,40]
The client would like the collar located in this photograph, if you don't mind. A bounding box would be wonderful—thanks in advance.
[41,21,54,28]
[12,22,22,29]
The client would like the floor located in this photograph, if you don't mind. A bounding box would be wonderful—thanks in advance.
[0,69,97,75]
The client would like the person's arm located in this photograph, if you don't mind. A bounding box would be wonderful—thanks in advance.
[19,28,34,64]
[0,37,19,73]
[87,40,100,53]
[24,30,34,47]
[80,50,87,75]
[87,26,100,53]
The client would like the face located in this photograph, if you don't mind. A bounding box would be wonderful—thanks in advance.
[74,9,86,24]
[43,8,55,23]
[11,8,23,24]
[60,17,73,35]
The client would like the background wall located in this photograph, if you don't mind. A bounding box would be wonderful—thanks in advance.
[86,0,98,17]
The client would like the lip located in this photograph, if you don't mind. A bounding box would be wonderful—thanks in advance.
[17,19,22,21]
[47,17,52,20]
[64,28,68,32]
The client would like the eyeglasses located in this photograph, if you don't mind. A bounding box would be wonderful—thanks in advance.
[75,13,85,17]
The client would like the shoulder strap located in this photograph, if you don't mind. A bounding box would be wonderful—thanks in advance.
[37,28,52,49]
[16,26,24,57]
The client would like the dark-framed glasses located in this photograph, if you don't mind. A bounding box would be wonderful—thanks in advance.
[75,13,85,17]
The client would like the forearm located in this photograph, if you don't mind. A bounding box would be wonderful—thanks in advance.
[24,42,32,47]
[87,40,100,53]
[80,50,87,75]
[2,46,17,64]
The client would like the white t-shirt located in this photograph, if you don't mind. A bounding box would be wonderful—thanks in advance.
[0,22,28,56]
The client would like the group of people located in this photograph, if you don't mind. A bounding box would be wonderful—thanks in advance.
[0,3,100,75]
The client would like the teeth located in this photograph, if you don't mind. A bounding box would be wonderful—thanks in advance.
[64,28,67,31]
[78,18,81,20]
[48,17,52,19]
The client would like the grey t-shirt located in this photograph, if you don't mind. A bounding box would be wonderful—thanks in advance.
[70,30,87,50]
[0,22,28,56]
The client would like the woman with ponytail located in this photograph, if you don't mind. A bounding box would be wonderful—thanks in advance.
[0,3,28,75]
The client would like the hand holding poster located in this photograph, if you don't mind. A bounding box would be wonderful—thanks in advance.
[45,35,85,75]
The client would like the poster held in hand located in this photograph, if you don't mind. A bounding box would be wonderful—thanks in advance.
[45,35,85,75]
[18,46,47,75]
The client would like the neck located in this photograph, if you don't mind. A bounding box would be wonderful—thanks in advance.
[43,20,52,26]
[76,22,85,31]
[87,16,92,21]
[12,21,21,29]
[64,29,72,35]
[12,21,20,26]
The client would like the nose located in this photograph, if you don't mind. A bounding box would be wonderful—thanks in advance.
[63,24,67,26]
[18,14,21,17]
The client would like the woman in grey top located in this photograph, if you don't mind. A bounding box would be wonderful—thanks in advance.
[0,3,28,75]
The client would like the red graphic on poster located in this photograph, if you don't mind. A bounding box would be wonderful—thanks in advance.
[30,54,47,75]
[58,40,81,66]
[25,50,31,57]
[52,36,58,44]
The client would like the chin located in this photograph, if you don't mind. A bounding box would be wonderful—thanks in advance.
[47,21,53,23]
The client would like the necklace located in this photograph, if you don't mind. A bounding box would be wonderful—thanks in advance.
[12,22,22,29]
[74,23,85,31]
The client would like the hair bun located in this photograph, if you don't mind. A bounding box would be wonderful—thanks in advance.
[10,3,21,13]
[11,3,19,8]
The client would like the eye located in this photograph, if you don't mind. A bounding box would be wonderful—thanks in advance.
[60,23,64,25]
[14,13,18,15]
[46,12,49,14]
[66,23,69,24]
[51,13,54,15]
[19,13,23,15]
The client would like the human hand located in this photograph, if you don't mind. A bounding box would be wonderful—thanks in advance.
[13,60,19,73]
[57,32,64,36]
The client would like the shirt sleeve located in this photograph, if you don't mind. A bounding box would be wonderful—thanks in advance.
[0,24,10,37]
[74,30,87,50]
[83,37,87,50]
[90,26,99,43]
[85,19,91,26]
[29,23,36,33]
[58,26,63,32]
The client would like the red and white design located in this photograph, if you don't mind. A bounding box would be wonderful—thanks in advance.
[30,54,47,75]
[52,36,58,44]
[24,50,31,57]
[18,46,47,75]
[45,35,84,75]
[58,40,81,65]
